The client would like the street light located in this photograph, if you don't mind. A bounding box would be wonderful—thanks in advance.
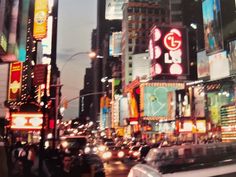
[60,51,96,72]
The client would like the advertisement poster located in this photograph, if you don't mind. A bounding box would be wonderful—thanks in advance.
[202,0,223,54]
[141,83,184,119]
[33,0,48,40]
[209,51,230,80]
[197,50,210,79]
[228,39,236,74]
[194,86,205,117]
[105,0,124,20]
[8,62,22,100]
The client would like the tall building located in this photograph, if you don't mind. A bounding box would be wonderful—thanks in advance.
[121,0,169,88]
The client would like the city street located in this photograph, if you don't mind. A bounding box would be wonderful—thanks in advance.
[104,160,137,177]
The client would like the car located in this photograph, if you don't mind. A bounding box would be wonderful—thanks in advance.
[59,135,87,154]
[129,145,141,160]
[138,145,151,161]
[128,142,236,177]
[100,146,126,162]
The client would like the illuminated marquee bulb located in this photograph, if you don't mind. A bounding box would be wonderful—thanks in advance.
[14,117,27,126]
[170,63,182,75]
[155,63,162,74]
[29,117,43,127]
[154,46,162,59]
[154,28,161,41]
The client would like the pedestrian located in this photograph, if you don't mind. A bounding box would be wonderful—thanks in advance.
[53,153,81,177]
[27,144,51,177]
[11,157,37,177]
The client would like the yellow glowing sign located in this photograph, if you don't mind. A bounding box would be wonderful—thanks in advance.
[33,0,48,39]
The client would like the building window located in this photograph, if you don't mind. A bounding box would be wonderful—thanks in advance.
[129,47,132,52]
[128,7,133,13]
[129,38,132,44]
[172,14,182,22]
[171,4,181,11]
[129,62,132,67]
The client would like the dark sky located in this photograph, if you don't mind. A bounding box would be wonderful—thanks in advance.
[57,0,97,119]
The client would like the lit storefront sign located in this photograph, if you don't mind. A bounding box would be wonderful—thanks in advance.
[149,26,189,78]
[33,0,48,40]
[8,62,22,100]
[11,113,43,130]
[140,82,185,121]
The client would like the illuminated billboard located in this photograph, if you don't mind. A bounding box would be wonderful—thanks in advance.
[202,0,223,55]
[228,39,236,74]
[197,50,210,79]
[33,0,48,40]
[110,32,122,56]
[105,0,124,20]
[209,51,229,80]
[11,113,43,130]
[8,62,22,101]
[149,26,189,78]
[140,82,184,120]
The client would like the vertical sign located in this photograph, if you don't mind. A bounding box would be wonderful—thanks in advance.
[33,0,48,40]
[8,62,22,100]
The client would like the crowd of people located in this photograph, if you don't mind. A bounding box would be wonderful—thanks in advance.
[6,141,97,177]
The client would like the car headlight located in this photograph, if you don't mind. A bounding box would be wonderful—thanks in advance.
[98,145,106,152]
[133,151,140,157]
[61,141,68,148]
[102,151,112,159]
[84,147,91,154]
[118,151,125,158]
[92,147,98,153]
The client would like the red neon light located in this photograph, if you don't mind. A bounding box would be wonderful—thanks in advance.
[163,29,182,51]
[169,63,183,75]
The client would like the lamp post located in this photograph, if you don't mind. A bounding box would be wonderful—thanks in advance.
[58,51,97,120]
[60,51,96,72]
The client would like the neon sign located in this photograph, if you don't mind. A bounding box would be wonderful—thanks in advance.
[163,29,182,51]
[11,113,43,130]
[149,26,188,77]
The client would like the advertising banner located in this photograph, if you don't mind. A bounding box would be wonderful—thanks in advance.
[140,82,184,120]
[110,32,122,56]
[33,0,48,40]
[194,86,206,117]
[228,39,236,74]
[197,50,210,79]
[8,62,22,100]
[18,0,30,62]
[105,0,124,20]
[149,26,189,78]
[209,51,230,80]
[119,97,129,126]
[202,0,223,55]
